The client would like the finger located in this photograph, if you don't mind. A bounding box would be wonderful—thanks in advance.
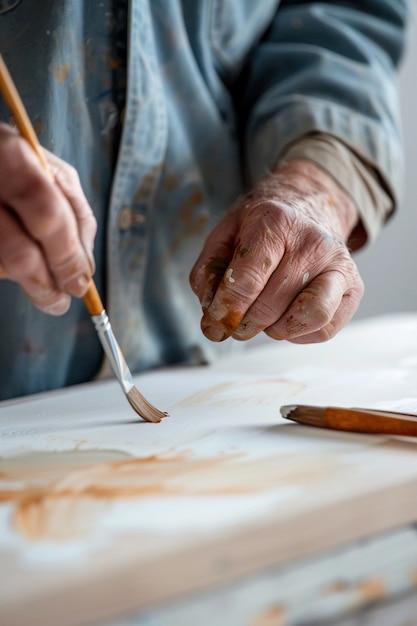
[286,287,362,344]
[197,202,286,342]
[190,212,237,311]
[47,151,97,272]
[231,258,316,341]
[231,221,359,341]
[0,204,70,315]
[0,126,94,297]
[264,269,364,341]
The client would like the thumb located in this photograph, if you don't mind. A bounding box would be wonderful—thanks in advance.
[190,211,238,310]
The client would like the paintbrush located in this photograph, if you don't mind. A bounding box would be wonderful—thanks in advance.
[280,404,417,437]
[0,53,168,422]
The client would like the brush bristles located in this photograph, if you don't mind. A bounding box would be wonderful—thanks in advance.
[126,386,169,423]
[280,405,325,427]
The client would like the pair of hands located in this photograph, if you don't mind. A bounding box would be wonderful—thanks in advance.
[0,122,364,343]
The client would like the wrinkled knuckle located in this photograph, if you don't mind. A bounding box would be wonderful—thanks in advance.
[300,229,336,261]
[243,200,291,235]
[228,266,266,297]
[263,204,295,236]
[249,298,277,325]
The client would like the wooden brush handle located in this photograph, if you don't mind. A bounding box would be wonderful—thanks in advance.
[0,55,50,172]
[0,54,104,318]
[83,282,104,316]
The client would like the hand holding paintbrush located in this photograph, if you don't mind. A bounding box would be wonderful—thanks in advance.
[0,53,167,422]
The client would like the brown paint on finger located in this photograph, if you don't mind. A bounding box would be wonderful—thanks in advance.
[201,306,244,341]
[206,256,230,277]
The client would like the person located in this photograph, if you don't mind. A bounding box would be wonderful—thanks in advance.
[0,0,410,400]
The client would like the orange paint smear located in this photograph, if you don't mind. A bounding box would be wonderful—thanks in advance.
[251,605,287,626]
[357,577,386,602]
[0,448,343,541]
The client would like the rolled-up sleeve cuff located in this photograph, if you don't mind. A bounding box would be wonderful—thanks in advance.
[279,132,395,247]
[247,99,403,246]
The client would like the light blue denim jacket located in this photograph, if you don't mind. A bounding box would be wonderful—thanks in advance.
[0,0,410,399]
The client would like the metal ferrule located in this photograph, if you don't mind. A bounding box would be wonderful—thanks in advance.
[91,311,133,394]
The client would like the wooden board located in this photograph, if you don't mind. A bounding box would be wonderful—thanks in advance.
[1,313,417,626]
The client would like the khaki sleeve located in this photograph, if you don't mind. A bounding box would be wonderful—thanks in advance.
[279,133,395,249]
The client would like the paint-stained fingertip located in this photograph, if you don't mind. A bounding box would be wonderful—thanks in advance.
[201,312,228,342]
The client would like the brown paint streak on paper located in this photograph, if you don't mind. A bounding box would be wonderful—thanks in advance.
[0,448,342,541]
[177,382,234,407]
[411,567,417,586]
[323,580,350,595]
[357,577,386,602]
[176,378,306,408]
[251,605,287,626]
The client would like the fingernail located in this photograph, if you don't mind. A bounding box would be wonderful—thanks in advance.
[44,295,71,316]
[201,312,227,342]
[202,324,227,342]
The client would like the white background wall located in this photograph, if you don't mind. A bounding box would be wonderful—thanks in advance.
[354,11,417,319]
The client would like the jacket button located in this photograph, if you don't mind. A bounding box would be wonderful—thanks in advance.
[118,207,146,230]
